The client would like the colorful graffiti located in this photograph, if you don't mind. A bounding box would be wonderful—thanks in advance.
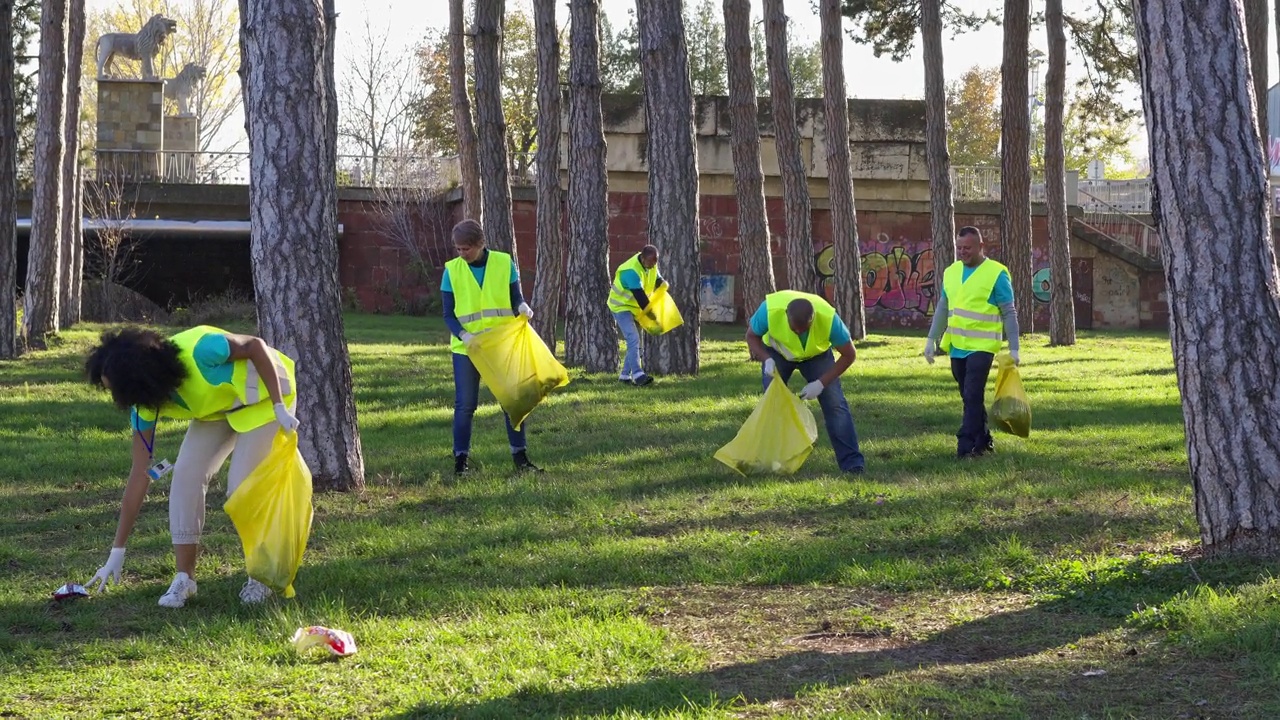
[815,237,937,316]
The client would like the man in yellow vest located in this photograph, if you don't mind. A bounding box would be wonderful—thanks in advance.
[443,219,543,476]
[745,290,866,474]
[924,226,1022,459]
[608,245,666,385]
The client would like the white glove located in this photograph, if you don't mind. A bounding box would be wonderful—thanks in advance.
[1011,350,1021,366]
[762,358,776,377]
[459,330,476,346]
[799,379,825,400]
[87,548,126,592]
[923,338,936,365]
[274,402,299,432]
[518,302,534,320]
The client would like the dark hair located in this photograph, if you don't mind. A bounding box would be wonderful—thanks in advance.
[958,226,982,241]
[85,327,188,410]
[452,219,485,248]
[640,244,659,260]
[786,298,815,326]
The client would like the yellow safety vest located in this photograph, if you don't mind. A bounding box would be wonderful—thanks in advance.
[134,325,297,433]
[447,250,516,355]
[762,290,836,362]
[940,259,1007,354]
[608,253,659,313]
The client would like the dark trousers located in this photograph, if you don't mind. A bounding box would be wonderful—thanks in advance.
[453,352,526,456]
[950,351,994,456]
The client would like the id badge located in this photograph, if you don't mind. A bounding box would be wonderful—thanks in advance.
[147,458,174,480]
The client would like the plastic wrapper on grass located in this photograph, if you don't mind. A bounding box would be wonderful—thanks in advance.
[291,626,357,657]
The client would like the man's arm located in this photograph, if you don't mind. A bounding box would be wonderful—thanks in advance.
[820,341,856,387]
[745,328,771,362]
[926,293,949,348]
[999,302,1020,360]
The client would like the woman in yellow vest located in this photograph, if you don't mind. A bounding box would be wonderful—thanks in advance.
[82,325,298,608]
[607,244,666,385]
[744,290,866,474]
[923,226,1021,459]
[442,219,544,476]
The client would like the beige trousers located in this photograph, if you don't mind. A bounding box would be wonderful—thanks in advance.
[168,415,283,545]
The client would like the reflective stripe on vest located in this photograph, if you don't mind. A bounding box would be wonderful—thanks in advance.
[762,290,837,361]
[447,250,516,355]
[608,254,658,312]
[940,259,1007,355]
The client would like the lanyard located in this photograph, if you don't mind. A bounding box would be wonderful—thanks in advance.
[138,418,158,460]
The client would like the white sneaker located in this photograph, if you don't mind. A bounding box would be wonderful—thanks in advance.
[239,578,273,604]
[157,572,197,608]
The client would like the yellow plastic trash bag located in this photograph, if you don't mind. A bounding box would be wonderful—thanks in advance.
[714,370,819,475]
[223,429,313,599]
[468,317,570,430]
[990,352,1031,438]
[634,284,685,336]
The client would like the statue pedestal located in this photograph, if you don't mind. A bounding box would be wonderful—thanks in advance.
[96,78,164,182]
[162,115,200,182]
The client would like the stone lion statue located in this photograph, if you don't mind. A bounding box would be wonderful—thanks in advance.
[164,63,206,116]
[95,14,179,80]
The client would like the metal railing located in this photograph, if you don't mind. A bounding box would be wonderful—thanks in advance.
[950,165,1048,204]
[94,149,250,184]
[1078,178,1151,213]
[1077,186,1160,259]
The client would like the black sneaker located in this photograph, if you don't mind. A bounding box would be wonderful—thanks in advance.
[632,373,654,386]
[454,453,471,475]
[513,450,544,473]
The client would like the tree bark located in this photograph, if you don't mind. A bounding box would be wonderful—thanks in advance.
[23,0,67,349]
[58,0,84,329]
[722,0,775,318]
[531,0,563,348]
[1244,0,1267,144]
[449,0,483,222]
[243,0,365,492]
[763,0,820,295]
[921,0,955,275]
[1135,0,1280,555]
[1044,0,1075,346]
[1000,0,1033,333]
[473,0,515,255]
[0,0,18,358]
[563,0,617,372]
[637,0,701,375]
[819,0,865,340]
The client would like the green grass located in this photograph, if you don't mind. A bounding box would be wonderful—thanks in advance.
[2,315,1278,718]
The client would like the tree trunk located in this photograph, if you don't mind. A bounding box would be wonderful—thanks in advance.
[1244,0,1267,144]
[449,0,483,222]
[1000,0,1033,333]
[722,0,775,321]
[243,0,365,492]
[1044,0,1074,346]
[473,0,515,255]
[1135,0,1280,555]
[763,0,820,295]
[637,0,701,376]
[563,0,617,372]
[58,0,84,329]
[0,0,18,358]
[921,0,955,275]
[530,0,564,348]
[819,0,865,340]
[23,0,67,349]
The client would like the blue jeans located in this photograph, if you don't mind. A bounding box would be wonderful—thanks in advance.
[453,352,526,456]
[613,311,642,378]
[762,349,865,472]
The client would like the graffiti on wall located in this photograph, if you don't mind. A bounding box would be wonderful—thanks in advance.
[815,234,938,316]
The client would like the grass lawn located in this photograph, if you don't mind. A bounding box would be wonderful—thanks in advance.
[2,314,1279,719]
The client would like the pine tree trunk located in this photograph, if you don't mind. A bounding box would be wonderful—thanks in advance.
[450,0,483,222]
[0,0,18,358]
[1136,0,1280,555]
[58,0,84,328]
[819,0,865,339]
[1044,0,1074,346]
[531,0,563,348]
[1000,0,1033,333]
[243,0,365,492]
[1244,0,1267,143]
[637,0,701,376]
[473,0,515,255]
[722,0,775,321]
[763,0,820,295]
[23,0,68,349]
[921,0,955,274]
[563,0,617,372]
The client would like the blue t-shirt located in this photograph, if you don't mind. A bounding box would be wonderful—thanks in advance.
[619,268,643,290]
[748,301,852,349]
[130,333,232,432]
[441,258,520,292]
[942,265,1013,359]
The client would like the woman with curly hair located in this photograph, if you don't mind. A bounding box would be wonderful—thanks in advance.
[83,325,299,608]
